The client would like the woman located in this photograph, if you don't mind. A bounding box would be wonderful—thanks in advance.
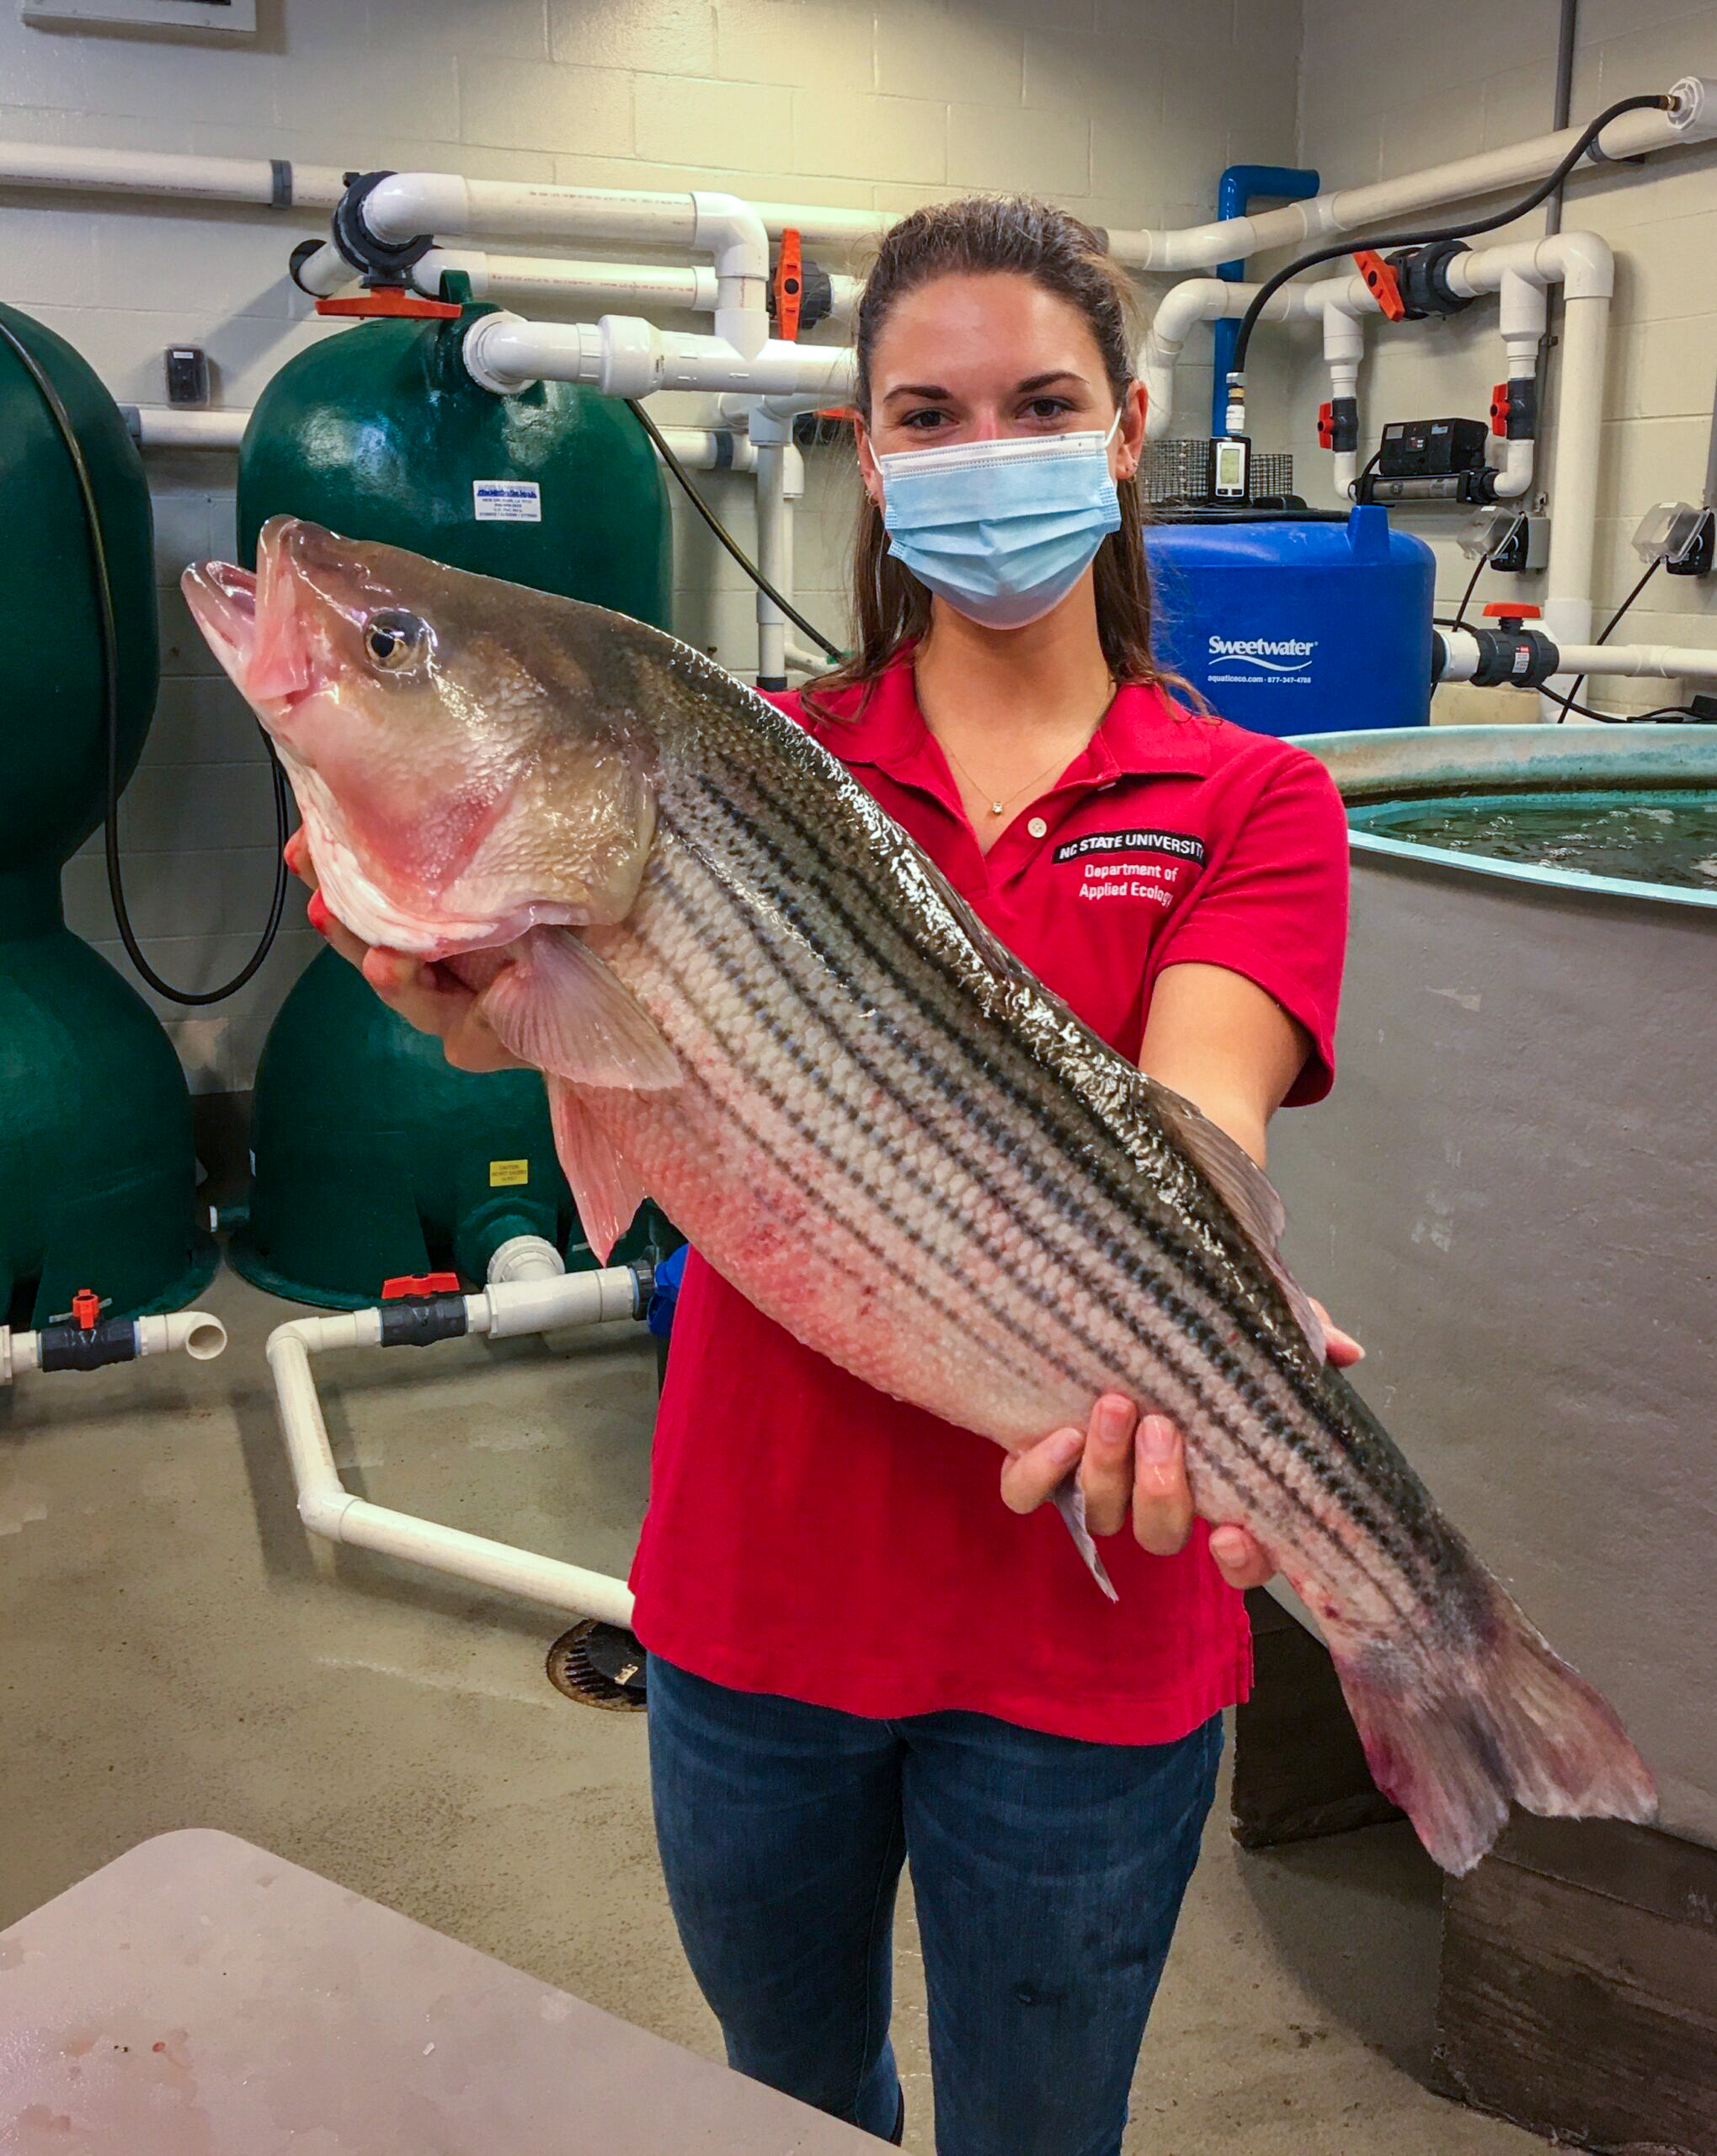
[298,196,1357,2155]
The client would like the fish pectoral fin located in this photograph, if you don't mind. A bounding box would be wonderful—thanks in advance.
[547,1080,647,1265]
[1053,1477,1119,1603]
[1141,1076,1328,1364]
[478,928,680,1091]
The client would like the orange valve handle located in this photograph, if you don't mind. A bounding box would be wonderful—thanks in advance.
[71,1289,104,1331]
[1490,381,1511,435]
[1481,601,1541,620]
[1317,400,1335,451]
[316,289,460,321]
[772,227,804,343]
[1352,249,1407,323]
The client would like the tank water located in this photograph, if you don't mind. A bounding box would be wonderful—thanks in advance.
[1144,504,1434,737]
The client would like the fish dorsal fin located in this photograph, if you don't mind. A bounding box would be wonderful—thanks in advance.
[477,927,680,1091]
[1141,1075,1327,1364]
[546,1080,647,1263]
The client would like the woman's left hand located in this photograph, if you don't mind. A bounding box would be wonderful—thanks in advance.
[998,1303,1364,1590]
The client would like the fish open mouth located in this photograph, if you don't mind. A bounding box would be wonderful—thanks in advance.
[183,519,326,720]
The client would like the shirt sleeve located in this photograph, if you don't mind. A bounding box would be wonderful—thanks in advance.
[1145,746,1350,1105]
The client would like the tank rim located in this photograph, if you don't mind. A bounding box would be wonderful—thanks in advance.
[1299,723,1717,912]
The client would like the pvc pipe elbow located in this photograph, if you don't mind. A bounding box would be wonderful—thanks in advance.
[136,1310,228,1361]
[297,1484,359,1540]
[1150,278,1237,348]
[292,240,351,297]
[365,169,471,243]
[694,189,771,360]
[1539,229,1614,302]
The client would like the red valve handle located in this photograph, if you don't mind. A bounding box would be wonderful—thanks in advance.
[381,1272,461,1299]
[1481,601,1542,620]
[772,227,803,343]
[1490,382,1511,435]
[1317,399,1336,451]
[1352,248,1406,322]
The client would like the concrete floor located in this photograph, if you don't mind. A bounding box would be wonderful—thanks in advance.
[1,1267,1546,2154]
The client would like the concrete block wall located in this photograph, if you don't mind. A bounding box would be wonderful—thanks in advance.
[1,0,1301,1095]
[1290,0,1717,722]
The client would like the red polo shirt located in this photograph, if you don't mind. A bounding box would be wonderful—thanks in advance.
[629,660,1349,1744]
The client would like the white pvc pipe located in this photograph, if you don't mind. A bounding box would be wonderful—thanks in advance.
[1538,289,1611,714]
[1555,641,1717,680]
[0,140,347,209]
[461,310,854,405]
[400,247,862,326]
[129,406,248,450]
[751,422,802,686]
[1139,280,1321,440]
[1106,77,1716,269]
[1,1307,228,1382]
[398,248,860,327]
[265,1266,644,1626]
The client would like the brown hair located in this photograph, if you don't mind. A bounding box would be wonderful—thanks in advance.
[809,194,1177,717]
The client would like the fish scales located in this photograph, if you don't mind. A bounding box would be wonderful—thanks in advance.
[680,711,1434,1567]
[598,713,1436,1627]
[182,517,1657,1875]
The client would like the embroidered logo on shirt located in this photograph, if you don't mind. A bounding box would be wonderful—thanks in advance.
[1053,829,1206,865]
[1054,829,1205,910]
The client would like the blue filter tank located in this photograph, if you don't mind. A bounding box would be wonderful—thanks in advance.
[1144,504,1434,736]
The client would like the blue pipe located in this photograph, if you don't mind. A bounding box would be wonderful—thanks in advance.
[1209,163,1320,439]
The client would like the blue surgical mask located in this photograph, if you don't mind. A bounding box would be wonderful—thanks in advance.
[876,413,1123,629]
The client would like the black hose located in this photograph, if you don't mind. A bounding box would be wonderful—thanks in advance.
[0,313,290,1004]
[626,400,843,661]
[1450,549,1490,630]
[1228,93,1672,387]
[1549,556,1660,723]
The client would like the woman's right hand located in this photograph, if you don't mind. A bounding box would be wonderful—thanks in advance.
[285,829,526,1074]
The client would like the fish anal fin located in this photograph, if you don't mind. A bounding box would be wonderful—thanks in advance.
[1144,1077,1327,1364]
[477,927,680,1091]
[1053,1477,1119,1603]
[547,1080,646,1265]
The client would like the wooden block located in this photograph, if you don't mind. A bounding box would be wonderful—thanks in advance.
[1436,1814,1717,2155]
[1230,1588,1405,1849]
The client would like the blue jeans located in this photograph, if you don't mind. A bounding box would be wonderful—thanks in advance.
[647,1656,1222,2156]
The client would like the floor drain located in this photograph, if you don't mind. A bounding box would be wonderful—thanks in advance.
[546,1621,648,1710]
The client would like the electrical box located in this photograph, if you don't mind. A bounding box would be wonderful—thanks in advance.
[1377,418,1490,480]
[164,346,208,407]
[20,0,257,29]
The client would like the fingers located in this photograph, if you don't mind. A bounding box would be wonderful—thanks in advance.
[999,1423,1085,1517]
[283,825,311,881]
[1309,1296,1365,1367]
[1078,1392,1138,1538]
[1208,1524,1277,1592]
[1131,1413,1196,1556]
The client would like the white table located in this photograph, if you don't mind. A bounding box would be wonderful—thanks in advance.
[0,1829,878,2153]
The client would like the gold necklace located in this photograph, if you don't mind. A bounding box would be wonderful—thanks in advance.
[926,679,1117,819]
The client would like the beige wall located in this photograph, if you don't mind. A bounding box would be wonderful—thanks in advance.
[2,0,1302,1091]
[1290,0,1717,723]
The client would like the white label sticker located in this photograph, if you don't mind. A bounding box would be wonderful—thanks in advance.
[472,479,542,524]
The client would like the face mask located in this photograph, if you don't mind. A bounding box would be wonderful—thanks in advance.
[875,412,1123,630]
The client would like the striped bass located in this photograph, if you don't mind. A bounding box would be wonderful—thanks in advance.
[185,518,1655,1876]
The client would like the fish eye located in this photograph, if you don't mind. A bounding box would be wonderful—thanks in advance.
[363,609,429,670]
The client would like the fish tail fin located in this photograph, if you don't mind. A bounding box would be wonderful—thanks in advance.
[1334,1587,1656,1876]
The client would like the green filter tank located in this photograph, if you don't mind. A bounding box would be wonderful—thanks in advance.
[0,303,212,1327]
[229,302,673,1305]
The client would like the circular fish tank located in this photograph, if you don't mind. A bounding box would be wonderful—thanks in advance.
[1272,725,1717,1850]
